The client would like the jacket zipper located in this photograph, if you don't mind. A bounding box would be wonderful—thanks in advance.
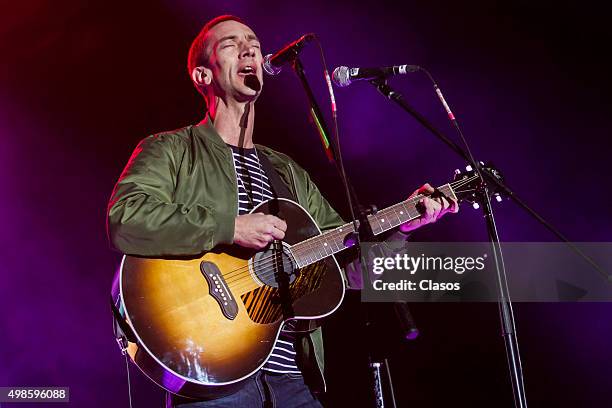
[226,146,239,217]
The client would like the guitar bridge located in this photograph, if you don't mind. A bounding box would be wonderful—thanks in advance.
[200,261,238,320]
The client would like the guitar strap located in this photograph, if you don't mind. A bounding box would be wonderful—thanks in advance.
[257,150,296,319]
[110,295,137,344]
[256,149,295,201]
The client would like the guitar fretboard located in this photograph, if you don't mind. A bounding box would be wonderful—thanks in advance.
[290,184,455,268]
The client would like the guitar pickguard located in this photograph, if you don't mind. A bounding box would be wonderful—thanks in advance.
[240,260,328,324]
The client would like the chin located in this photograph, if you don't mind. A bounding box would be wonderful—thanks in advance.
[235,89,260,102]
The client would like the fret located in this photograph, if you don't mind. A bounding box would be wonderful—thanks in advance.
[291,246,304,268]
[408,202,420,219]
[289,183,457,269]
[377,213,387,231]
[317,238,327,257]
[321,237,333,256]
[303,244,314,266]
[306,239,317,262]
[386,206,401,226]
[323,236,334,256]
[314,238,327,258]
[399,201,412,222]
[333,226,348,251]
[368,197,422,235]
[291,223,356,268]
[368,215,383,235]
[371,213,394,234]
[390,206,403,226]
[314,237,327,260]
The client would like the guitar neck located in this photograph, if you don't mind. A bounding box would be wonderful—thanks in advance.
[291,183,457,268]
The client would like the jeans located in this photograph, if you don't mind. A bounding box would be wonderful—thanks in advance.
[169,371,323,408]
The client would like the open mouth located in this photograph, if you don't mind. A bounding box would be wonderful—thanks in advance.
[238,65,256,76]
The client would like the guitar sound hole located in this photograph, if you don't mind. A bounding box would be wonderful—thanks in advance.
[251,244,298,288]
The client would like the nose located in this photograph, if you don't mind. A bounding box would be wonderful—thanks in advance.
[240,44,256,58]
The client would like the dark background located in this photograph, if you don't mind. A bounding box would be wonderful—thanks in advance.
[1,0,611,407]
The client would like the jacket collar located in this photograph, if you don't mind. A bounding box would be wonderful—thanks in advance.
[192,115,298,200]
[191,114,289,172]
[192,115,228,149]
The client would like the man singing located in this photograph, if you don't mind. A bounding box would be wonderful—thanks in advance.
[107,15,456,407]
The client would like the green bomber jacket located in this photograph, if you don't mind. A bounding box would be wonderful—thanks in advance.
[107,119,345,394]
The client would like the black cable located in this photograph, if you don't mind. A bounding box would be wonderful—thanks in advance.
[124,349,133,408]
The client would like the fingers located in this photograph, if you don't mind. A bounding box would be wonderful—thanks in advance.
[264,226,285,240]
[410,183,432,198]
[262,215,286,240]
[418,183,435,195]
[434,196,460,219]
[436,196,459,215]
[434,196,451,217]
[267,215,287,232]
[450,198,460,213]
[420,197,440,223]
[415,182,460,217]
[234,213,288,249]
[432,198,442,220]
[420,196,454,223]
[401,182,460,233]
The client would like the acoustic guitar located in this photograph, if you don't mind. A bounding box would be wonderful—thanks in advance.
[113,170,481,398]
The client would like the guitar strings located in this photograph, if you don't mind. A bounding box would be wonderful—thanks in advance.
[222,174,481,293]
[226,181,481,294]
[220,175,480,291]
[221,175,480,289]
[222,195,424,287]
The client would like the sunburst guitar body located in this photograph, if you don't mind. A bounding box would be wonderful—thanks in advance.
[117,198,345,398]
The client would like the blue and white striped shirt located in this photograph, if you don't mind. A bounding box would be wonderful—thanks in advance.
[229,145,301,375]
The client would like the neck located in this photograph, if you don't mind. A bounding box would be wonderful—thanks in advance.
[206,96,255,148]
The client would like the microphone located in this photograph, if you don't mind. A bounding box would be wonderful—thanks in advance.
[332,64,420,87]
[263,33,315,75]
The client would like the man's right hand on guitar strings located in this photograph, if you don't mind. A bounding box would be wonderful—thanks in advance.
[234,213,288,249]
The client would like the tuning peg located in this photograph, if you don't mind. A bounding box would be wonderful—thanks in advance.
[472,202,480,210]
[495,194,502,203]
[465,165,473,171]
[454,169,461,175]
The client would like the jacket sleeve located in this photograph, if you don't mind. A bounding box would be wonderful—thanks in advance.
[106,135,235,256]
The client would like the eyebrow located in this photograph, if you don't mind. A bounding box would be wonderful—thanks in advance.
[218,34,260,44]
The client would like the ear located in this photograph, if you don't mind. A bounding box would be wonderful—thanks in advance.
[191,66,212,87]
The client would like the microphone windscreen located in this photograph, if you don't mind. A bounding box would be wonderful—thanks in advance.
[263,54,282,76]
[332,66,350,87]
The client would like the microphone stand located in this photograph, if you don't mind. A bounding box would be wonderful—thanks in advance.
[360,73,609,407]
[290,57,396,407]
[367,78,609,282]
[290,57,367,240]
[368,77,533,406]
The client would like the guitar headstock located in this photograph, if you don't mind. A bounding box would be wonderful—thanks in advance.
[451,162,504,209]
